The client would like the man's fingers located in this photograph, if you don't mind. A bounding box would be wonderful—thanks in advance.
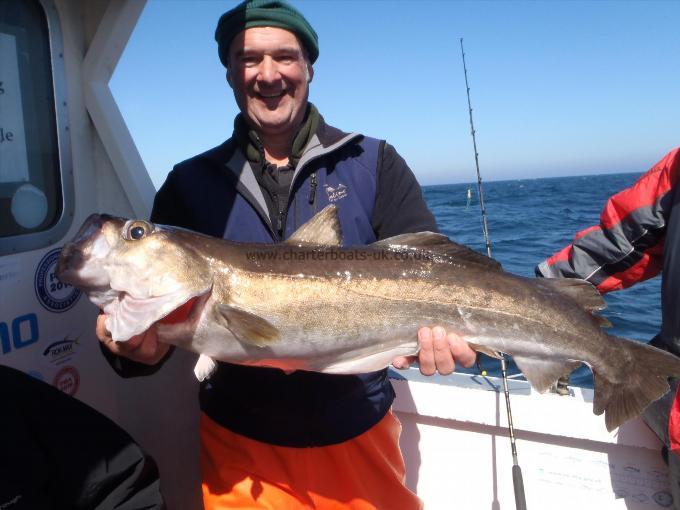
[96,313,168,365]
[417,327,436,376]
[100,330,145,353]
[95,312,112,342]
[130,329,160,358]
[95,312,145,349]
[448,332,476,368]
[416,326,475,376]
[433,327,455,375]
[392,355,417,369]
[101,336,139,356]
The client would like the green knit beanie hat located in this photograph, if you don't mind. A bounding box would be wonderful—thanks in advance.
[215,0,319,67]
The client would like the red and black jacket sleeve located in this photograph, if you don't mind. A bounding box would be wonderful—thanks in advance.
[535,148,680,293]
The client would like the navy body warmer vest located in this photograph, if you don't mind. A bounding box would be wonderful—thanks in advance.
[173,134,396,447]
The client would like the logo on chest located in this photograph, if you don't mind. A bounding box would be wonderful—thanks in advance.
[325,183,348,203]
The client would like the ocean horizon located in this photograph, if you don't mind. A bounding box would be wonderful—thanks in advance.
[424,169,645,187]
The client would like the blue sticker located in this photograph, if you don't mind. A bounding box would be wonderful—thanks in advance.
[26,370,45,382]
[35,248,81,313]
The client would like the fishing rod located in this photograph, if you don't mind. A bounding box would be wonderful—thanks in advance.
[460,38,527,510]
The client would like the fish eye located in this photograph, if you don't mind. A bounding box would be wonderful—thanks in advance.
[130,226,145,240]
[124,220,153,241]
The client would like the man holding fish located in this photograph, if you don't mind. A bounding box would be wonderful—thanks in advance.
[60,1,680,507]
[96,1,475,508]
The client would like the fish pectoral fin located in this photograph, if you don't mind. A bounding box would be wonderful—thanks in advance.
[215,304,280,347]
[513,356,581,394]
[286,205,342,247]
[371,233,503,270]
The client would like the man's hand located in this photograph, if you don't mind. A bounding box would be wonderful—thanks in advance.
[392,326,476,376]
[96,312,170,365]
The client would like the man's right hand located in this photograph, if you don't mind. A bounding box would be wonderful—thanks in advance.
[96,312,170,365]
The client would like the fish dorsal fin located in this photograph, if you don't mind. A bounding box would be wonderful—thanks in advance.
[215,304,280,347]
[372,232,503,271]
[286,205,342,246]
[535,278,607,312]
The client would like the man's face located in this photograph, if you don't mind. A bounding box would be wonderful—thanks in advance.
[228,27,313,139]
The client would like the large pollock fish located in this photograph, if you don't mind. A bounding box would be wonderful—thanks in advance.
[57,206,680,431]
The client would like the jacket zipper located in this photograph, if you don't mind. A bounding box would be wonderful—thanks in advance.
[308,172,318,211]
[241,133,360,240]
[272,191,284,241]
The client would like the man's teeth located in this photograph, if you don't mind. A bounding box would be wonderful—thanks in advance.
[260,92,283,98]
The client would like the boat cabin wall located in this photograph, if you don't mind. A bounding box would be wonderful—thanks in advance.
[0,1,201,508]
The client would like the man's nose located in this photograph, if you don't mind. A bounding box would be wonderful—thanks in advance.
[257,56,280,83]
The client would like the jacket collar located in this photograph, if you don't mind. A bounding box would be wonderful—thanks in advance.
[196,106,363,235]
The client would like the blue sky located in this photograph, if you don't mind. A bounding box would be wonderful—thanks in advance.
[111,0,680,189]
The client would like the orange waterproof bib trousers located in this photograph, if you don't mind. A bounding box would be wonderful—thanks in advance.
[200,411,422,510]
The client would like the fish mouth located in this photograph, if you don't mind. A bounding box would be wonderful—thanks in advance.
[103,287,212,342]
[57,214,118,288]
[56,241,85,281]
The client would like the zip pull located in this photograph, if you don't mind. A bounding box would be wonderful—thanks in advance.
[308,173,317,205]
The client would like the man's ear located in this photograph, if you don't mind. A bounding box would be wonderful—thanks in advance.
[307,64,314,83]
[226,68,233,88]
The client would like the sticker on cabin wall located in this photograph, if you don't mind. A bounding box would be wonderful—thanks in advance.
[52,365,79,396]
[41,334,81,367]
[0,259,21,287]
[34,249,81,313]
[24,370,45,382]
[26,370,45,382]
[0,312,39,357]
[0,31,29,183]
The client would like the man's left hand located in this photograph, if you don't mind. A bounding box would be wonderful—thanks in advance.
[392,327,476,376]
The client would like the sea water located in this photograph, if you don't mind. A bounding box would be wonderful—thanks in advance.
[423,173,662,387]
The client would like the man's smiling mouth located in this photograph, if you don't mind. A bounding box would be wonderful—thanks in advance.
[258,91,285,99]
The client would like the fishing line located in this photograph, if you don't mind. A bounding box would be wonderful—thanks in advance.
[460,37,527,510]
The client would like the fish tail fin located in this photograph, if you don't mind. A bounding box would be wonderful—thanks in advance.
[593,337,680,432]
